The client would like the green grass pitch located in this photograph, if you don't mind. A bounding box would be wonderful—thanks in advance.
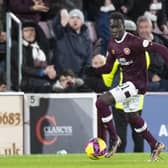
[0,153,167,168]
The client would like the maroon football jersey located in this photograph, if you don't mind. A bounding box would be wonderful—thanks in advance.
[96,32,168,94]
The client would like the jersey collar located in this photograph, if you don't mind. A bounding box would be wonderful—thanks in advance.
[115,32,128,43]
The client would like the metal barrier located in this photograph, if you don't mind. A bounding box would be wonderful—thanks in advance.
[6,12,22,90]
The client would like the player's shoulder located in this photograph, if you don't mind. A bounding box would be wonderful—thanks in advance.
[127,32,141,41]
[126,32,145,47]
[128,33,151,47]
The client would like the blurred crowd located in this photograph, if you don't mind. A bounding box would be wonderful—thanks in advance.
[0,0,168,93]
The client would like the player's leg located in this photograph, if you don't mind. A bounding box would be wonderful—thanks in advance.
[118,82,165,160]
[96,92,119,151]
[113,106,127,152]
[130,111,144,152]
[96,81,138,157]
[126,111,165,161]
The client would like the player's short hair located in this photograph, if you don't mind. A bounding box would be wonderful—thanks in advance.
[110,12,125,25]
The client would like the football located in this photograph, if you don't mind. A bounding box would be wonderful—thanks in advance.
[85,137,107,160]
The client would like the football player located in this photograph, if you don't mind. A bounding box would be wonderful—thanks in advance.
[93,12,167,161]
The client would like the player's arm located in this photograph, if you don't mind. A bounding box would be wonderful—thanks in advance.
[148,42,168,64]
[135,37,168,64]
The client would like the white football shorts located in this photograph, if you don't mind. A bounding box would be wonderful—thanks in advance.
[109,81,143,112]
[110,81,138,103]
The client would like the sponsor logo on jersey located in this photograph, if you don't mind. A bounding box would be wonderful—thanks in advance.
[118,58,133,66]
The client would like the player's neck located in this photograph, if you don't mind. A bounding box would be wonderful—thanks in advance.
[115,32,127,43]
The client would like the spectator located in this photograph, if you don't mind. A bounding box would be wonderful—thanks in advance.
[0,31,6,74]
[82,0,134,21]
[128,0,151,22]
[0,0,6,74]
[0,0,5,31]
[52,69,85,93]
[163,0,168,19]
[85,54,110,93]
[39,0,84,43]
[137,15,168,91]
[7,0,50,22]
[11,20,56,92]
[112,0,134,19]
[96,0,116,55]
[7,0,50,51]
[52,9,92,78]
[144,0,168,35]
[48,0,83,18]
[0,71,7,92]
[82,0,102,22]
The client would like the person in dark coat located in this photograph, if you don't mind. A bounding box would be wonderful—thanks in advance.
[7,0,50,22]
[11,20,56,92]
[0,0,6,75]
[48,0,83,18]
[52,9,92,78]
[137,15,168,91]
